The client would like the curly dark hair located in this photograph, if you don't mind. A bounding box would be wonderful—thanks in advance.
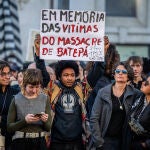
[112,62,134,81]
[55,60,79,80]
[105,44,120,76]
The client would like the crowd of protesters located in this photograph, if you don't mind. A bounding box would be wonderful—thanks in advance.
[0,35,150,150]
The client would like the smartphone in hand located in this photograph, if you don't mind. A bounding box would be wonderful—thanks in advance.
[34,113,42,117]
[34,112,45,117]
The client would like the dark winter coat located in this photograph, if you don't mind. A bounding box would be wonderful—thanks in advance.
[90,83,142,150]
[87,62,105,88]
[86,75,112,118]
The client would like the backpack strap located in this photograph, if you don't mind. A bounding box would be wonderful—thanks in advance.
[74,83,84,103]
[50,84,62,110]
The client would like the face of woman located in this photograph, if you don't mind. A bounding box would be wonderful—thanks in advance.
[24,84,41,98]
[0,67,11,86]
[141,77,150,95]
[60,68,76,87]
[114,65,128,83]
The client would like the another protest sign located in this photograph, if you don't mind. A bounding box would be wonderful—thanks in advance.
[26,29,40,61]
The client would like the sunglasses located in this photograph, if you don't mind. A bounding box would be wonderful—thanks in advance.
[144,80,150,86]
[115,69,128,74]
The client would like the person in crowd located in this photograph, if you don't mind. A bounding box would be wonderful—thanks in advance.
[81,36,110,106]
[27,62,57,97]
[7,68,51,150]
[86,44,120,118]
[27,62,36,69]
[142,57,150,76]
[9,62,20,86]
[33,33,50,88]
[129,75,150,150]
[27,33,50,88]
[28,62,56,82]
[76,61,86,82]
[0,60,20,150]
[45,65,57,99]
[49,60,89,150]
[12,69,25,91]
[46,66,56,82]
[48,62,57,74]
[16,69,24,88]
[90,62,142,150]
[126,56,145,90]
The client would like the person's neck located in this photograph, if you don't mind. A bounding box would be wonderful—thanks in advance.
[24,94,38,99]
[23,91,39,99]
[1,85,7,93]
[146,95,150,103]
[113,83,126,97]
[114,82,126,89]
[133,76,142,83]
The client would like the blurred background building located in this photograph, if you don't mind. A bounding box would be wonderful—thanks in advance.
[1,0,150,66]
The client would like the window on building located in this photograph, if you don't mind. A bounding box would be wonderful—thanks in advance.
[58,0,69,9]
[116,45,149,61]
[106,0,136,17]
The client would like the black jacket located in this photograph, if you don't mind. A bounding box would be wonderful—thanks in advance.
[90,84,142,149]
[86,75,112,118]
[34,54,50,88]
[87,62,105,88]
[0,85,19,148]
[51,82,83,142]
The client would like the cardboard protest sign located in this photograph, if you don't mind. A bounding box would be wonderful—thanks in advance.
[26,29,40,61]
[40,9,105,61]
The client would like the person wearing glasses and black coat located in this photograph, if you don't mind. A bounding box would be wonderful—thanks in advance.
[90,62,142,150]
[0,60,20,150]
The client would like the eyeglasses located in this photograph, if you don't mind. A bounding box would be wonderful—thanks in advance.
[0,72,11,77]
[144,80,150,86]
[115,69,128,74]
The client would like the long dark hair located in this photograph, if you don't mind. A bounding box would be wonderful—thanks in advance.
[105,44,120,77]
